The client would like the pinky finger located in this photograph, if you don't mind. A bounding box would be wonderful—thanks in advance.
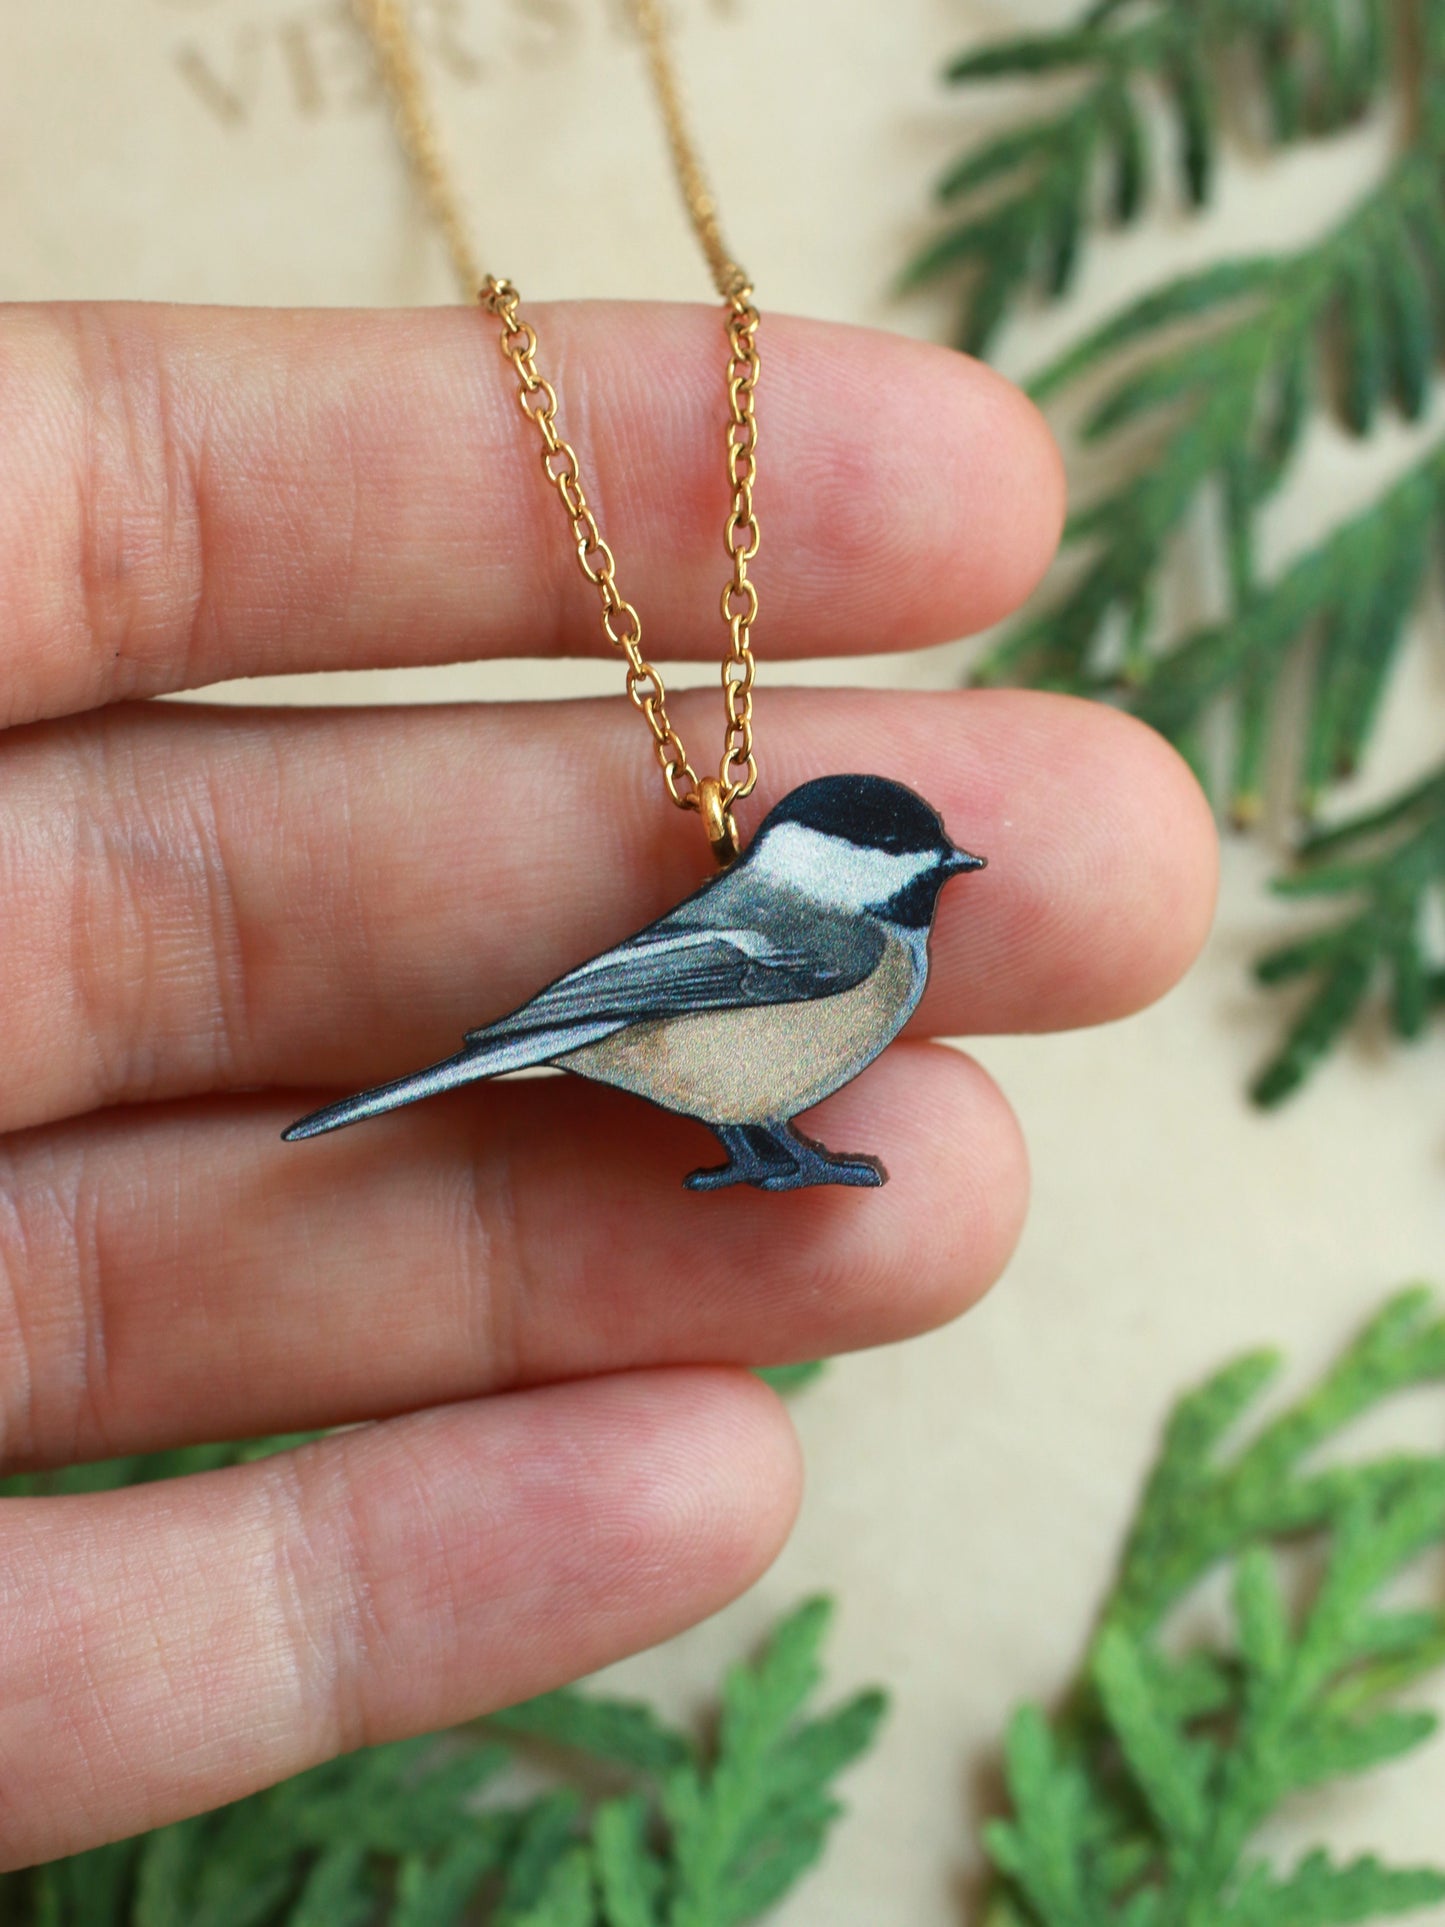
[0,1370,799,1868]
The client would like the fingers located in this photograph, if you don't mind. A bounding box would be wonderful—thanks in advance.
[0,1370,798,1867]
[0,688,1217,1133]
[0,302,1062,726]
[0,1043,1025,1468]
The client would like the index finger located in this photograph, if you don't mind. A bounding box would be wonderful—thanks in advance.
[0,302,1063,727]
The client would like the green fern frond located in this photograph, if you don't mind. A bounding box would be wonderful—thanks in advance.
[0,1576,881,1927]
[1251,762,1445,1103]
[753,1361,826,1395]
[982,1288,1445,1926]
[904,0,1398,352]
[1117,443,1443,810]
[1220,1851,1445,1927]
[911,0,1445,1101]
[977,157,1444,724]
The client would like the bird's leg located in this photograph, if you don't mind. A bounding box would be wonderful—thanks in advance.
[770,1123,886,1191]
[684,1122,885,1192]
[684,1124,797,1192]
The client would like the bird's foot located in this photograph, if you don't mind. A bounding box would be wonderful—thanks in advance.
[684,1124,886,1193]
[778,1153,885,1191]
[684,1160,763,1192]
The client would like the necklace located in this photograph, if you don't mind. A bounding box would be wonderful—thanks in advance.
[285,0,988,1192]
[355,0,758,867]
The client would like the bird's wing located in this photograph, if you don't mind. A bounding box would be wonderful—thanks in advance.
[467,915,883,1045]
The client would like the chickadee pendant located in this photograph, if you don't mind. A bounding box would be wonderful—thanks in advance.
[285,775,984,1192]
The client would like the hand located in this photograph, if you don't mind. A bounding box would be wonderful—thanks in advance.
[0,302,1216,1866]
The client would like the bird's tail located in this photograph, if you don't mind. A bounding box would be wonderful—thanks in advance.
[281,1022,615,1142]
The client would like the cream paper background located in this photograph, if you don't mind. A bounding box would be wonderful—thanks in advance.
[3,1,1445,1917]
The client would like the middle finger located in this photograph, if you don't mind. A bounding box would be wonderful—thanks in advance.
[1,686,1214,1133]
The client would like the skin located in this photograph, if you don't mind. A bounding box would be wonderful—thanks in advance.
[0,302,1219,1867]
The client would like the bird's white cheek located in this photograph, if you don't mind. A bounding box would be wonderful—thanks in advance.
[748,824,933,909]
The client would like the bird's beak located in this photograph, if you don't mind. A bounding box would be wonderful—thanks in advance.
[945,844,987,874]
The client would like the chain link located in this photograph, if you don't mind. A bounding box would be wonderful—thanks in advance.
[483,276,759,825]
[631,0,752,304]
[348,0,481,297]
[351,0,759,855]
[719,296,760,803]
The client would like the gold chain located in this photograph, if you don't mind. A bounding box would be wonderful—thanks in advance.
[631,0,752,304]
[349,0,481,298]
[350,0,759,861]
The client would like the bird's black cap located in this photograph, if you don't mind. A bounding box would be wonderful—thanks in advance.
[756,774,982,867]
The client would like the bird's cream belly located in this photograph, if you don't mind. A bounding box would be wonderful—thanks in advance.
[557,947,914,1124]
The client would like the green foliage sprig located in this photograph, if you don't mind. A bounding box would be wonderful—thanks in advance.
[975,160,1444,750]
[900,0,1397,358]
[907,0,1445,1103]
[982,1287,1445,1925]
[0,1583,881,1926]
[8,1299,1445,1920]
[1252,763,1445,1102]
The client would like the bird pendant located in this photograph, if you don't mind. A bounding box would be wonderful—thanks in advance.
[284,774,985,1191]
